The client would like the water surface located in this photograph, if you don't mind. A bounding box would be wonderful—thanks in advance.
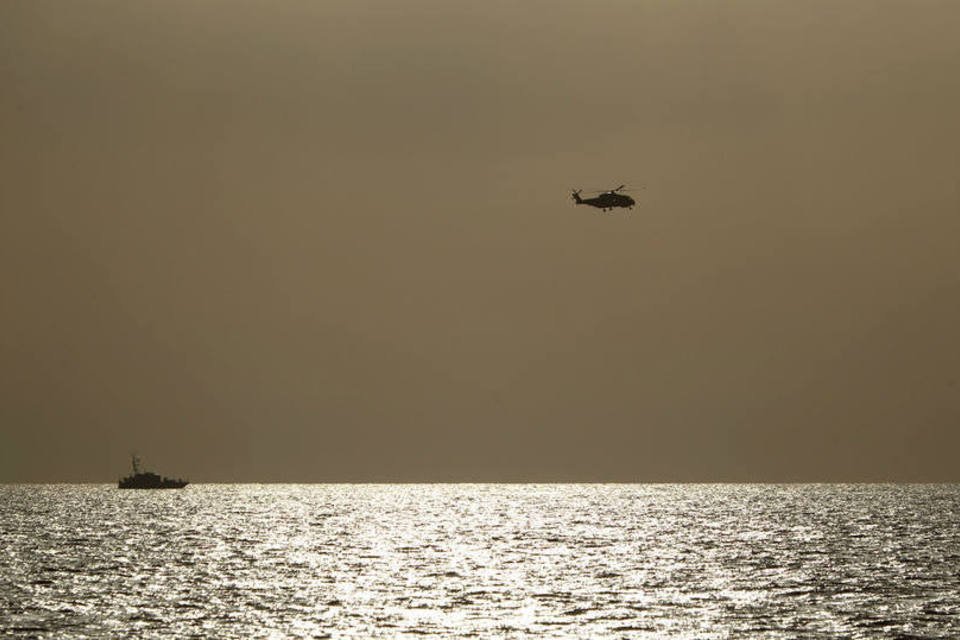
[2,484,958,638]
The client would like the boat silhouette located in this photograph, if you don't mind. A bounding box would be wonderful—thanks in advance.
[118,455,188,489]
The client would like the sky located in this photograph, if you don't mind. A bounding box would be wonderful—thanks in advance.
[2,1,959,482]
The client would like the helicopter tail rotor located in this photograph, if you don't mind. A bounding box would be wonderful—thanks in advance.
[571,189,583,204]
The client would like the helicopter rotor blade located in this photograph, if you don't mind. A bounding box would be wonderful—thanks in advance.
[581,185,643,194]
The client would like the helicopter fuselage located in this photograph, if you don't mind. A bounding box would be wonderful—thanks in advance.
[572,191,635,211]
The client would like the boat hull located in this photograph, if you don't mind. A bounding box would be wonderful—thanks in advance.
[118,481,189,489]
[118,473,189,489]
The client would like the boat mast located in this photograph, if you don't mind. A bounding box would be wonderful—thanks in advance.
[131,454,141,475]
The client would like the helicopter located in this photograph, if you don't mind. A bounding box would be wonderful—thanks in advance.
[571,185,637,212]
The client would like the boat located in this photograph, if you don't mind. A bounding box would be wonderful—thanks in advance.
[118,455,188,489]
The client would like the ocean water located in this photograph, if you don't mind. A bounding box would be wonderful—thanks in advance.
[1,484,958,639]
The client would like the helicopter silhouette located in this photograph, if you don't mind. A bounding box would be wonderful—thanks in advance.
[571,185,637,212]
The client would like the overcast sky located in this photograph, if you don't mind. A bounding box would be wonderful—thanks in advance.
[2,0,959,482]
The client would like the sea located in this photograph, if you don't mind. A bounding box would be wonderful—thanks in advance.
[1,484,958,639]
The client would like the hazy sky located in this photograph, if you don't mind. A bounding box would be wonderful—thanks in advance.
[2,1,958,482]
